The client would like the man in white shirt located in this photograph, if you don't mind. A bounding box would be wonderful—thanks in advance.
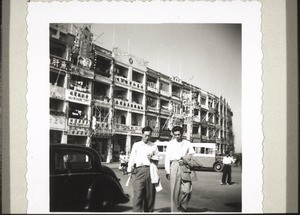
[221,151,236,185]
[165,126,195,212]
[127,126,159,212]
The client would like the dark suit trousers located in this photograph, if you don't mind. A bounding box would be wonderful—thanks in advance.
[222,164,232,183]
[132,166,156,212]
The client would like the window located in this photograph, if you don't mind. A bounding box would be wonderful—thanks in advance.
[53,151,93,173]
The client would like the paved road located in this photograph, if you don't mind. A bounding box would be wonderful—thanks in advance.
[105,163,242,213]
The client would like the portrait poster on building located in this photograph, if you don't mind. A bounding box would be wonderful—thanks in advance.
[26,0,263,213]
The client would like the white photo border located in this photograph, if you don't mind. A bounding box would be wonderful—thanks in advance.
[26,1,263,213]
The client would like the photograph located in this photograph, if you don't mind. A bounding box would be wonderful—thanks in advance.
[25,1,264,213]
[49,23,242,212]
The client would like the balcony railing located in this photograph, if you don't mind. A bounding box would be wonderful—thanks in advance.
[94,68,111,78]
[115,76,130,86]
[216,138,222,143]
[50,115,66,130]
[129,125,143,133]
[201,135,208,141]
[192,116,200,123]
[191,134,201,138]
[160,90,171,97]
[172,92,181,99]
[50,84,65,100]
[114,123,129,133]
[66,89,91,105]
[130,80,144,90]
[160,108,170,115]
[93,122,112,137]
[147,106,158,112]
[68,128,90,136]
[147,82,158,93]
[68,118,90,128]
[70,65,94,79]
[114,99,144,111]
[94,95,110,105]
[115,76,145,90]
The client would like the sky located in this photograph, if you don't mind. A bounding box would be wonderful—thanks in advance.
[90,24,242,153]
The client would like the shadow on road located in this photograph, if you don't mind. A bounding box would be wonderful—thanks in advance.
[225,202,242,210]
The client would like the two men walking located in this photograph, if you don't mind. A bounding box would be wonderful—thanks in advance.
[127,125,196,212]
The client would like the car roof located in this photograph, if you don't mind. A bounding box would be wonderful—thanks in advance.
[50,144,98,155]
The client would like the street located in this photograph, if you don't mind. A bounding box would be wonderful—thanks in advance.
[106,163,242,213]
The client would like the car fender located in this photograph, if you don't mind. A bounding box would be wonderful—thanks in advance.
[85,174,129,211]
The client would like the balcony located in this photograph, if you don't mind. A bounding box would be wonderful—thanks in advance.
[208,121,215,127]
[192,116,200,123]
[50,55,71,72]
[50,115,66,130]
[215,124,221,130]
[191,134,201,139]
[68,128,90,136]
[50,84,65,100]
[94,68,112,83]
[114,99,144,111]
[130,80,144,91]
[147,82,159,93]
[129,125,143,134]
[70,64,94,79]
[115,76,130,87]
[200,120,208,127]
[208,137,216,142]
[66,89,91,105]
[93,122,112,137]
[208,107,216,114]
[171,92,181,100]
[216,138,222,144]
[115,76,145,91]
[173,113,184,119]
[93,95,110,106]
[160,90,171,97]
[201,135,208,141]
[147,106,159,113]
[160,107,170,115]
[68,118,90,128]
[114,123,129,133]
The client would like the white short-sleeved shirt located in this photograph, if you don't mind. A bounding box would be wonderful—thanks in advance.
[127,141,159,173]
[164,139,195,174]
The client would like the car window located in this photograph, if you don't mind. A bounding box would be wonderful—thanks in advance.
[53,151,93,173]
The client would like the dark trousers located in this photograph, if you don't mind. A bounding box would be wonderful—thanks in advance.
[222,164,232,184]
[132,166,156,212]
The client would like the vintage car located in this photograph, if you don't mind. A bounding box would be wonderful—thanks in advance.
[50,144,129,212]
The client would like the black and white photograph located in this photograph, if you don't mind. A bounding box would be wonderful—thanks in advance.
[26,1,263,213]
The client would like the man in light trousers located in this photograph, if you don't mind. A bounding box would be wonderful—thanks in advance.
[165,126,196,212]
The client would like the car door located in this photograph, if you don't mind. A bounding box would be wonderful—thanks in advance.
[50,148,102,212]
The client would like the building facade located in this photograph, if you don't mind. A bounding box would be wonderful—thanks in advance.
[49,24,234,163]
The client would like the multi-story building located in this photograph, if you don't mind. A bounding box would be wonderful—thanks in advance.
[49,24,234,163]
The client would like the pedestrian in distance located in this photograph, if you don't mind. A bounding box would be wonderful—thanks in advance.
[165,126,196,212]
[127,126,159,212]
[119,151,128,175]
[220,151,236,185]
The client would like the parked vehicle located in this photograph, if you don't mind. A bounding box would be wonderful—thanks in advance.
[156,141,226,172]
[50,144,129,212]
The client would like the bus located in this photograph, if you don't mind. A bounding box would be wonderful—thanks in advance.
[155,141,225,172]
